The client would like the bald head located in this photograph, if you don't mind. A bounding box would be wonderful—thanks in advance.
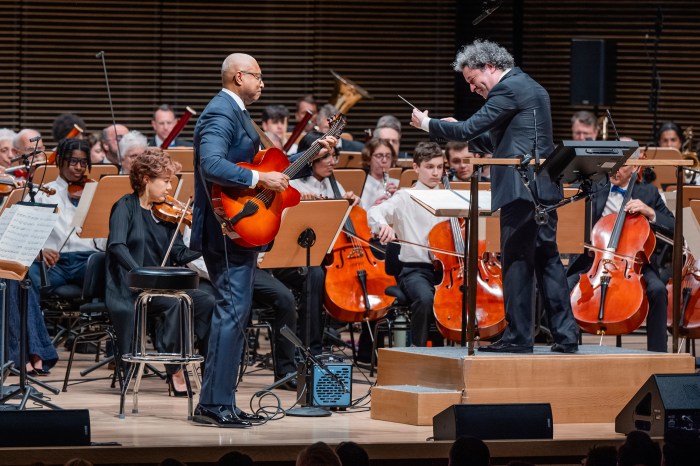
[220,53,264,106]
[221,53,256,84]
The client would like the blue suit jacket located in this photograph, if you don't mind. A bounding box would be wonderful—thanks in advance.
[191,90,261,252]
[429,67,561,211]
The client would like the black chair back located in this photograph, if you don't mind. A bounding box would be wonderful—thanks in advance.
[384,242,403,277]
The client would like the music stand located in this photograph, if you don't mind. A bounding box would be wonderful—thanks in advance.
[0,203,60,410]
[257,200,351,417]
[534,140,638,223]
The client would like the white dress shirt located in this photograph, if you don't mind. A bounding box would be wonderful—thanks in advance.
[28,177,106,253]
[290,175,346,199]
[367,181,447,264]
[360,174,399,211]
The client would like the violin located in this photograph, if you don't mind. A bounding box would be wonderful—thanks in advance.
[324,176,395,323]
[67,176,97,201]
[152,195,193,226]
[571,175,655,336]
[0,174,18,196]
[666,252,700,339]
[430,175,506,341]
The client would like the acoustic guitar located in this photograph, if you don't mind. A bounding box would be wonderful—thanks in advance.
[211,114,346,247]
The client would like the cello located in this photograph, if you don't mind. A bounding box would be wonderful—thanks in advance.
[429,174,506,341]
[324,175,395,323]
[571,174,655,336]
[666,251,700,340]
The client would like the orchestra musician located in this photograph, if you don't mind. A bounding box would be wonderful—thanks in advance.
[149,104,193,148]
[411,39,579,353]
[27,138,105,297]
[105,148,214,396]
[571,111,599,141]
[261,104,289,150]
[190,52,335,427]
[359,137,399,210]
[367,141,447,347]
[566,152,674,352]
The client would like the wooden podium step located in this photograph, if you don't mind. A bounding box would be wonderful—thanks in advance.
[372,345,695,425]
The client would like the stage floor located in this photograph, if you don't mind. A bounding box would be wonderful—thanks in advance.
[0,333,684,466]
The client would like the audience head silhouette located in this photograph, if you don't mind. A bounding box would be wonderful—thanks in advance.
[448,436,490,466]
[296,442,342,466]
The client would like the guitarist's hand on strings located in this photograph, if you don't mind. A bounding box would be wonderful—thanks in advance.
[315,136,338,160]
[258,171,289,192]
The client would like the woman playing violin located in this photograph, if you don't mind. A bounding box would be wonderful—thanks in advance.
[367,142,448,346]
[566,152,675,352]
[106,148,214,395]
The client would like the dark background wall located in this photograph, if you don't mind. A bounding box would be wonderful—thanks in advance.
[1,1,698,152]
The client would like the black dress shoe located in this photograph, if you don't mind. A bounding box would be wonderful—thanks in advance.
[478,340,533,353]
[233,407,265,422]
[551,343,578,353]
[192,404,251,428]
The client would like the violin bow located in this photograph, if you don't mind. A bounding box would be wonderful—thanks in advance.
[96,51,122,168]
[160,197,193,267]
[342,229,464,258]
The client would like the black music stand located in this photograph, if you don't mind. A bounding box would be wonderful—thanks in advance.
[0,203,61,410]
[533,140,638,222]
[257,200,350,416]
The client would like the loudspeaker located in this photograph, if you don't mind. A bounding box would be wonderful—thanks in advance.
[0,409,90,447]
[433,403,553,440]
[570,38,617,106]
[616,373,700,437]
[297,361,352,408]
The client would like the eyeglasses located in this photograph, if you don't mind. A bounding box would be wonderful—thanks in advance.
[67,157,88,167]
[372,153,393,160]
[239,70,263,82]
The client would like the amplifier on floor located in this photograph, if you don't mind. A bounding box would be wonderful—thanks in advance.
[616,373,700,437]
[433,403,553,440]
[0,409,91,447]
[297,360,352,408]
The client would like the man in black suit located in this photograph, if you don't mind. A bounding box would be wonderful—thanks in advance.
[148,104,192,148]
[567,159,674,352]
[411,39,579,353]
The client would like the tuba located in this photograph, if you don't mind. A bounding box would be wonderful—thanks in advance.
[328,70,372,114]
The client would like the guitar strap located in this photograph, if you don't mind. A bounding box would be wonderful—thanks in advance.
[250,119,276,150]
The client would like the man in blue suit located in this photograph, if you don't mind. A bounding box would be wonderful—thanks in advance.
[190,53,291,428]
[191,53,335,427]
[411,40,579,354]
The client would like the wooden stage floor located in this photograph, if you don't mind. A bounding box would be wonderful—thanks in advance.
[0,333,688,466]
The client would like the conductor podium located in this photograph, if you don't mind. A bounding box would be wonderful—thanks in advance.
[371,144,696,427]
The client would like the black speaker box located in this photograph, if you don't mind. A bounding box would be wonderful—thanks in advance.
[570,38,617,106]
[433,403,553,440]
[0,409,91,447]
[616,373,700,437]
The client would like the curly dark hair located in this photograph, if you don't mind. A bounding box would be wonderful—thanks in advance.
[129,147,181,194]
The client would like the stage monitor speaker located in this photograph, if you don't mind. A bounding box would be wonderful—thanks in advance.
[433,403,553,440]
[297,361,352,408]
[0,409,90,447]
[615,373,700,437]
[570,38,617,106]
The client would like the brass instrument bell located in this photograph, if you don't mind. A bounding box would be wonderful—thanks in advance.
[328,70,372,114]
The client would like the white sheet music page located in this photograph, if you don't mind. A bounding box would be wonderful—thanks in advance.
[0,204,58,267]
[71,180,98,232]
[409,190,492,217]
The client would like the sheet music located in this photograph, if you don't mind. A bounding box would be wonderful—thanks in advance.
[0,205,58,267]
[409,189,492,217]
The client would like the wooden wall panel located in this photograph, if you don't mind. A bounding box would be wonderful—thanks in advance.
[0,0,456,154]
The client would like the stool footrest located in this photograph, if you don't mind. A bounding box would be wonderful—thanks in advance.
[121,353,204,364]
